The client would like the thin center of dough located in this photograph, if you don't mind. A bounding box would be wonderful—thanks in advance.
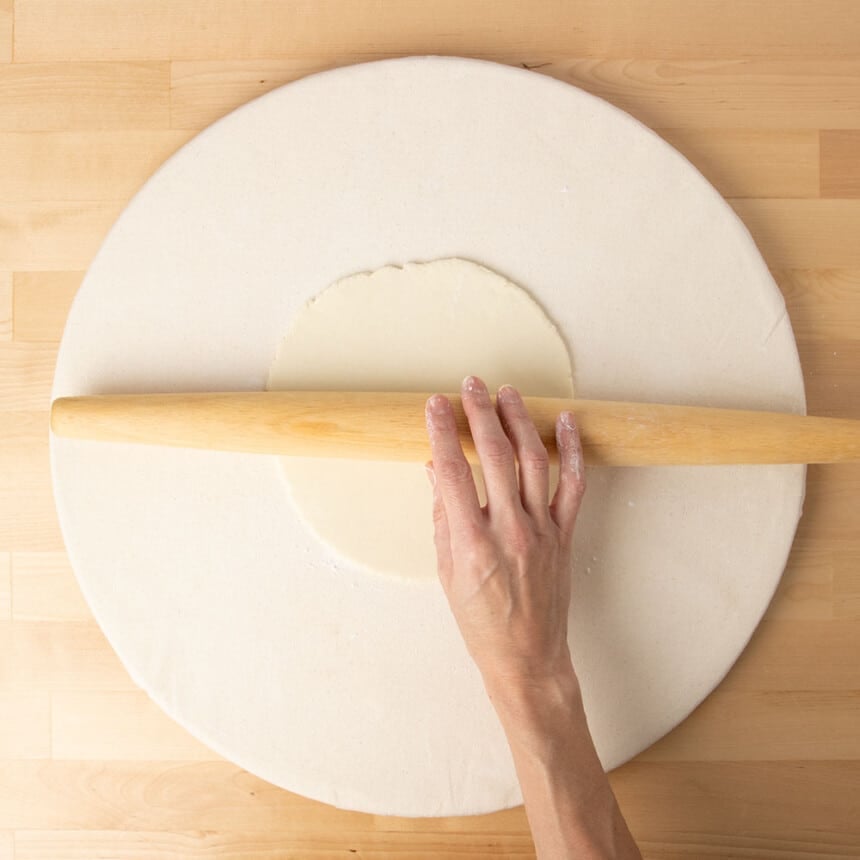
[266,258,574,581]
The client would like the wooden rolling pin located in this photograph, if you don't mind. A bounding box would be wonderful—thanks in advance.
[49,391,860,466]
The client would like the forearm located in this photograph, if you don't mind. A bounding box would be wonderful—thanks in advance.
[485,669,641,860]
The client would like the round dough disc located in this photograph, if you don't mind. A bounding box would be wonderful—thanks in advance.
[266,258,574,581]
[50,56,805,816]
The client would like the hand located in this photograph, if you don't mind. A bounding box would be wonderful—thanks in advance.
[426,379,641,858]
[425,376,586,692]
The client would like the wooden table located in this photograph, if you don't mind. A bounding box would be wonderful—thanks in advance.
[1,2,859,857]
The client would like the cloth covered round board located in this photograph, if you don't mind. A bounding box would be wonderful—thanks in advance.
[50,56,805,817]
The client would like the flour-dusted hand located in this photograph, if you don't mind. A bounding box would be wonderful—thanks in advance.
[424,376,585,689]
[425,376,641,860]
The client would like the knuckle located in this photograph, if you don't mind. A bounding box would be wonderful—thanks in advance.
[481,436,513,466]
[560,472,587,502]
[436,457,473,485]
[460,522,484,549]
[507,519,537,555]
[464,540,498,573]
[521,446,549,472]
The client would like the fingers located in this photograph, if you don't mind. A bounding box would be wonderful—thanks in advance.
[425,463,454,585]
[496,384,550,520]
[460,376,521,513]
[425,394,483,543]
[550,411,586,544]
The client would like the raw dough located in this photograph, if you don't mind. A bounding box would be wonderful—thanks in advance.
[266,258,574,580]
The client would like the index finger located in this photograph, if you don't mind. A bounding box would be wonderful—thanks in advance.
[425,394,483,540]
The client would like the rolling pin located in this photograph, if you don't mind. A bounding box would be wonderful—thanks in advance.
[49,391,860,466]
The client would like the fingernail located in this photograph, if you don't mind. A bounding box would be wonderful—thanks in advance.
[426,394,450,416]
[498,384,519,403]
[462,375,487,395]
[560,411,576,430]
[424,464,436,487]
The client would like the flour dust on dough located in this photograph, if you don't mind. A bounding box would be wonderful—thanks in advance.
[266,258,574,581]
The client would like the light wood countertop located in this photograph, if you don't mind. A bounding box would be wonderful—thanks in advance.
[1,2,858,857]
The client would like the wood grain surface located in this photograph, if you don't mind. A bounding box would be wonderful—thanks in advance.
[1,2,859,857]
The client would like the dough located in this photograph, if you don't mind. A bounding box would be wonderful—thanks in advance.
[266,258,574,580]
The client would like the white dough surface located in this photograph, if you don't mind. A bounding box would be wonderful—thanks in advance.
[266,258,574,581]
[50,56,806,817]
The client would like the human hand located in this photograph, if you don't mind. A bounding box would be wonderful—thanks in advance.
[425,376,586,693]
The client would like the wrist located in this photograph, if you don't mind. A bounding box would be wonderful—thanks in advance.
[483,662,585,750]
